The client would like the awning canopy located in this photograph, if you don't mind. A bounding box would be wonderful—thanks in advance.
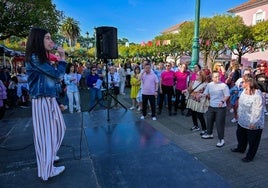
[0,45,25,57]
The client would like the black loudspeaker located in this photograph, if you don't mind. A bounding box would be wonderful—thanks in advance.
[95,26,118,59]
[0,46,4,55]
[253,62,257,69]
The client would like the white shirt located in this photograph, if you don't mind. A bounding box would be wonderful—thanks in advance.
[203,82,230,107]
[108,72,120,88]
[238,89,264,129]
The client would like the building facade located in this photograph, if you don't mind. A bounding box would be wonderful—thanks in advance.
[228,0,268,68]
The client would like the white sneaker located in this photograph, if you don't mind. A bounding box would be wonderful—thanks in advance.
[140,116,145,120]
[265,112,268,116]
[137,107,141,111]
[54,156,60,162]
[229,108,234,113]
[201,133,214,139]
[190,126,200,131]
[231,118,238,123]
[152,117,157,121]
[50,166,65,178]
[129,106,135,110]
[216,139,225,147]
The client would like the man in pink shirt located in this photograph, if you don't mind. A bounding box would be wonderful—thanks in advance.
[140,62,159,120]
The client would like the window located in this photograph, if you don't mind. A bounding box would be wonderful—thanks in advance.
[256,12,264,23]
[253,9,266,25]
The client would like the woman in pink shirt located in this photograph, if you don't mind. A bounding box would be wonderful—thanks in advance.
[213,62,226,83]
[158,62,175,116]
[174,63,190,115]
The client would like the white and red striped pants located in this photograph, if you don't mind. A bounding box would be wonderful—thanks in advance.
[32,97,66,181]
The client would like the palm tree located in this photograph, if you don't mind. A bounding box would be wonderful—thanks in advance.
[61,17,80,47]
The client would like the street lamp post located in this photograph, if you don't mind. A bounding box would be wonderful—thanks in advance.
[189,0,200,70]
[85,31,90,49]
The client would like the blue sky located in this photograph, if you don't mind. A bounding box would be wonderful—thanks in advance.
[52,0,246,43]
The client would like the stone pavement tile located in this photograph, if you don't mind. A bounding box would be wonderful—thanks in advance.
[0,159,97,188]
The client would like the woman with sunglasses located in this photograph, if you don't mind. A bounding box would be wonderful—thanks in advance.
[87,66,103,110]
[158,62,175,116]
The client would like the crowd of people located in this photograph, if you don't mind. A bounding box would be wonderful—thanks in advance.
[0,27,267,180]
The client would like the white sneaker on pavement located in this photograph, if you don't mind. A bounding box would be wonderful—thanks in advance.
[216,139,225,147]
[49,166,65,178]
[140,116,145,120]
[231,118,238,123]
[201,133,214,139]
[54,156,60,162]
[152,117,157,121]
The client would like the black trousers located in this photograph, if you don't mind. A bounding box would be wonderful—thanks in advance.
[159,85,173,112]
[192,111,206,130]
[142,94,156,117]
[0,106,5,119]
[236,124,263,160]
[174,89,186,112]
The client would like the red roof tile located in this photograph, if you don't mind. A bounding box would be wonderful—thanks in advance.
[228,0,268,13]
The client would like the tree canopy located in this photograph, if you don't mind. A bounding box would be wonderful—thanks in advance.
[60,17,80,47]
[0,0,63,40]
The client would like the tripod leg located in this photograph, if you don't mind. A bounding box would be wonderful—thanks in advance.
[107,93,127,111]
[88,88,108,112]
[88,98,106,112]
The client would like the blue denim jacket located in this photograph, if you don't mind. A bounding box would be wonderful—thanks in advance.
[26,54,67,99]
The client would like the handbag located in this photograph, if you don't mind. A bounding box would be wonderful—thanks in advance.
[184,82,204,99]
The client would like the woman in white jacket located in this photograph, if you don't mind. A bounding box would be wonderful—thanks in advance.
[231,74,264,162]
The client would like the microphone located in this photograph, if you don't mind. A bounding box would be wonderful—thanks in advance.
[53,44,59,50]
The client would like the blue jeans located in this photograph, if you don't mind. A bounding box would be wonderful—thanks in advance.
[89,88,102,109]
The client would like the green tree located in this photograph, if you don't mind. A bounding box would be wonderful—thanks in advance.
[0,0,63,40]
[151,33,182,62]
[218,15,254,64]
[198,17,220,65]
[251,20,268,50]
[60,17,80,47]
[77,35,94,49]
[177,22,194,53]
[118,38,129,46]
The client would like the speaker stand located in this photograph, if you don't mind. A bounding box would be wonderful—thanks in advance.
[89,59,127,121]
